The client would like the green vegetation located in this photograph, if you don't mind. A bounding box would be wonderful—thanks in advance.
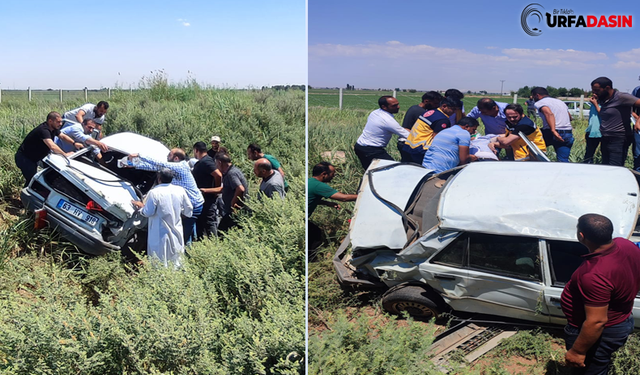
[0,83,305,374]
[307,101,636,373]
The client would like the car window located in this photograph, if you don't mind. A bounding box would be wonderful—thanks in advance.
[546,240,587,286]
[431,235,467,267]
[468,234,541,281]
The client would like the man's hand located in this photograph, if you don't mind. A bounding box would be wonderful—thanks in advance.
[128,153,139,160]
[131,200,144,209]
[565,348,586,368]
[330,202,341,210]
[553,131,564,142]
[469,154,479,162]
[632,112,640,133]
[74,142,84,150]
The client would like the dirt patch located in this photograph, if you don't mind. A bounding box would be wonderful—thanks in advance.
[320,151,347,164]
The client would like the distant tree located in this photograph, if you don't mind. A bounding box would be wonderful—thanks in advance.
[408,89,417,93]
[568,87,584,97]
[466,90,472,94]
[546,86,559,97]
[395,88,400,92]
[557,87,568,97]
[479,90,487,95]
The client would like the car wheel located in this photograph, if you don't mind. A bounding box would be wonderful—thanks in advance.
[381,285,441,320]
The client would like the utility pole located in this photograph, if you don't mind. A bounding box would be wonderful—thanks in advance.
[500,80,505,96]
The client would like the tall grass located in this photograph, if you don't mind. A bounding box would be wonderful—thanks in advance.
[0,84,305,373]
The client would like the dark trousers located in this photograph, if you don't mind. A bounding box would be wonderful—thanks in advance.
[632,131,640,171]
[564,315,634,375]
[583,136,601,164]
[218,214,238,233]
[308,221,324,262]
[397,141,413,163]
[354,143,393,171]
[15,150,38,187]
[600,135,631,167]
[196,199,218,239]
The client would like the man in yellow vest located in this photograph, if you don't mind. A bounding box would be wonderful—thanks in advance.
[495,104,546,161]
[402,97,462,164]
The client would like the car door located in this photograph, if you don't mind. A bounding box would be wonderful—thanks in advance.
[462,233,549,323]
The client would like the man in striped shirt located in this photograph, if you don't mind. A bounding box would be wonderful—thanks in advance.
[129,148,204,245]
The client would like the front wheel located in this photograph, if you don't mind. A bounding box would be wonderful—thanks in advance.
[381,284,442,320]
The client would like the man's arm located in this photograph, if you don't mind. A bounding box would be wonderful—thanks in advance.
[211,169,223,187]
[385,116,410,139]
[85,138,109,152]
[466,106,480,119]
[458,146,477,165]
[43,138,74,157]
[74,110,87,124]
[57,133,78,147]
[539,106,563,141]
[329,191,358,202]
[277,167,285,178]
[632,112,640,133]
[496,134,520,147]
[565,304,608,368]
[230,185,246,210]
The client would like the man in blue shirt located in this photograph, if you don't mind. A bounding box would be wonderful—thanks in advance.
[422,117,479,174]
[466,98,509,135]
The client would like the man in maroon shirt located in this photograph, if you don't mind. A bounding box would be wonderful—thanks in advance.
[561,214,640,374]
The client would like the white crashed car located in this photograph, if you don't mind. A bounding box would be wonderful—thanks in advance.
[564,101,591,118]
[334,160,640,327]
[20,132,170,255]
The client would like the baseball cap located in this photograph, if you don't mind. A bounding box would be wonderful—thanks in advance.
[211,136,221,142]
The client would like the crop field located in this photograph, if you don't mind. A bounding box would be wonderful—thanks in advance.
[308,88,530,111]
[0,82,305,374]
[307,101,638,373]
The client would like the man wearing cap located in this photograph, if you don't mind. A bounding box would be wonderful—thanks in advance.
[531,87,574,163]
[207,136,222,159]
[354,96,410,170]
[402,97,461,164]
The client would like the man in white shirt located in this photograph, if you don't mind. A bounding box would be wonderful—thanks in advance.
[63,101,109,131]
[354,96,410,170]
[132,169,193,269]
[531,87,574,162]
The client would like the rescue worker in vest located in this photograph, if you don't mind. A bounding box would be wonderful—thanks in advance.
[402,97,462,164]
[494,103,546,161]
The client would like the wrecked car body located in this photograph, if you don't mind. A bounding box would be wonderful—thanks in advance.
[334,160,640,328]
[20,132,169,255]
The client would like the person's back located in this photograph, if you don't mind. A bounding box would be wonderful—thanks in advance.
[562,237,640,327]
[221,165,248,216]
[535,96,572,131]
[260,170,285,198]
[422,125,471,173]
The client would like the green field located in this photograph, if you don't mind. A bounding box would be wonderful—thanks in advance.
[308,88,529,111]
[1,89,113,103]
[0,84,305,374]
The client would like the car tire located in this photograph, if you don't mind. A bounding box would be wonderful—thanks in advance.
[381,284,441,320]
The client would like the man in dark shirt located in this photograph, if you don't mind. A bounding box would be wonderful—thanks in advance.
[591,77,640,166]
[206,153,248,232]
[15,112,76,187]
[525,96,537,120]
[192,141,222,238]
[561,214,640,373]
[207,135,222,159]
[399,91,443,162]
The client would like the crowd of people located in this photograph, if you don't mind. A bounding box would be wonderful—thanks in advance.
[15,102,288,268]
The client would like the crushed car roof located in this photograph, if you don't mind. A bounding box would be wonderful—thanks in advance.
[101,132,170,162]
[439,162,640,241]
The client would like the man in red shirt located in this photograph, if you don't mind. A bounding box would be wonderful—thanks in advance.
[561,214,640,374]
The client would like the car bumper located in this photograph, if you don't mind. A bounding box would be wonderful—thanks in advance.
[21,188,120,255]
[333,234,386,290]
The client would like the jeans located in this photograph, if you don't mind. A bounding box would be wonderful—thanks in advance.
[542,129,574,162]
[354,143,393,170]
[182,204,202,246]
[397,140,413,163]
[196,199,218,239]
[600,135,631,167]
[633,131,640,171]
[564,315,634,375]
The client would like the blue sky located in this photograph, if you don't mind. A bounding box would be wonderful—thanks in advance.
[0,0,306,89]
[309,0,640,93]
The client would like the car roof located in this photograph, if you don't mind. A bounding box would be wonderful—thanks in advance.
[101,132,170,162]
[439,162,640,241]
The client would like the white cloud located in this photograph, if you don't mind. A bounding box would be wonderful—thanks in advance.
[501,48,608,62]
[613,61,640,69]
[614,48,640,69]
[177,18,190,27]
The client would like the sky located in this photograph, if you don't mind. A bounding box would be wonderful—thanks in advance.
[0,0,306,89]
[309,0,640,93]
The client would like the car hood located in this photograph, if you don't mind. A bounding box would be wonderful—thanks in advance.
[101,132,170,161]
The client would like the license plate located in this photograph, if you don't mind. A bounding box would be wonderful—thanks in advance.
[56,199,99,227]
